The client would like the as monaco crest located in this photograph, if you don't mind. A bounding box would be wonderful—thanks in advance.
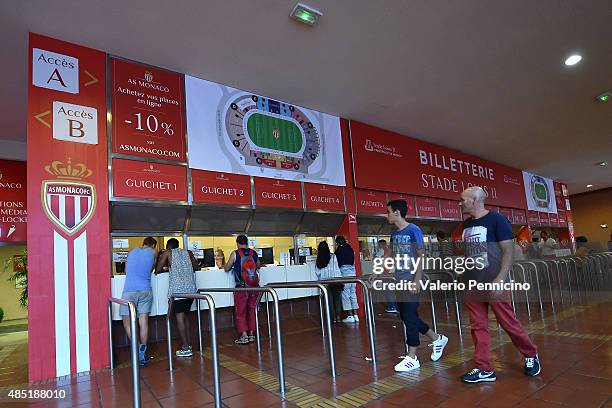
[41,159,96,236]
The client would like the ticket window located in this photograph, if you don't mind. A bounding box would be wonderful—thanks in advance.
[111,235,168,275]
[250,236,293,266]
[357,236,388,261]
[186,236,294,269]
[293,236,334,265]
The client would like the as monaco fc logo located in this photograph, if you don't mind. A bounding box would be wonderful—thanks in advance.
[41,159,96,236]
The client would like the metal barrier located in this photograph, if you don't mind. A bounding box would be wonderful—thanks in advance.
[306,276,378,366]
[108,298,141,408]
[167,294,220,408]
[196,287,286,395]
[424,270,462,336]
[265,281,336,377]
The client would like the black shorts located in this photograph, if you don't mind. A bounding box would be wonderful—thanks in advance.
[172,298,194,314]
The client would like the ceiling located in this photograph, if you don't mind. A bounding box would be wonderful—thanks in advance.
[1,0,611,194]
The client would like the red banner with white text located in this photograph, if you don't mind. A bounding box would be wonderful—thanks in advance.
[112,158,187,201]
[349,120,527,208]
[111,58,186,162]
[253,177,303,209]
[28,33,109,381]
[192,169,251,205]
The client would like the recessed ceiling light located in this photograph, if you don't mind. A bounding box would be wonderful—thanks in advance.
[564,55,582,66]
[586,184,593,188]
[290,3,322,26]
[597,161,608,167]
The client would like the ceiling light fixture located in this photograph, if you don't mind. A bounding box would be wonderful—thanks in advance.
[290,3,322,26]
[600,224,608,229]
[564,54,582,66]
[586,184,593,188]
[597,161,608,167]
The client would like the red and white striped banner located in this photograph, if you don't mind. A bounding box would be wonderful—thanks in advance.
[28,33,110,381]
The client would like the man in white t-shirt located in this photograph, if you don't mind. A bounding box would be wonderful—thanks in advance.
[538,231,557,258]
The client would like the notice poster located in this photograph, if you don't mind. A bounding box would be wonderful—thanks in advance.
[185,76,345,186]
[111,58,185,162]
[522,171,557,213]
[349,121,526,208]
[0,160,27,242]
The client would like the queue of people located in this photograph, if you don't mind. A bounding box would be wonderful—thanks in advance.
[118,186,559,384]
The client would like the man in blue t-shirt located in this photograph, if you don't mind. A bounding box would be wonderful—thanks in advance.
[459,187,540,383]
[121,236,157,365]
[385,199,448,373]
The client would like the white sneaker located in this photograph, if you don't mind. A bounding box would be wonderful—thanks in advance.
[353,315,359,322]
[429,334,448,362]
[394,355,420,372]
[342,315,356,323]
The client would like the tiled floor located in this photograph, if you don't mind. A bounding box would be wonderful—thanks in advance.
[1,299,611,407]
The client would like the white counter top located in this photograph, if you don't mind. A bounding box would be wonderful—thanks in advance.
[111,263,319,320]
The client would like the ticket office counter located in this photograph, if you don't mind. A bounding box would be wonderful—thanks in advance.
[110,234,333,320]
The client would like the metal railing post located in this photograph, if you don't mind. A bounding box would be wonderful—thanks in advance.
[167,294,221,408]
[198,287,286,394]
[196,299,203,354]
[265,282,336,378]
[108,302,114,371]
[108,297,141,408]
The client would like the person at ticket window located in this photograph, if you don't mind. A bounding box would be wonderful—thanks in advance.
[459,187,540,383]
[335,236,360,323]
[223,235,261,344]
[538,231,558,258]
[385,199,448,373]
[156,238,199,358]
[121,237,157,366]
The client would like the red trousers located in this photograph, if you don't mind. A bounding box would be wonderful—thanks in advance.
[234,291,258,334]
[466,296,538,372]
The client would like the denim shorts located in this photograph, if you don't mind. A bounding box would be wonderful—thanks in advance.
[120,290,153,316]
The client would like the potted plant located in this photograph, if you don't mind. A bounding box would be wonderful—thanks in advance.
[4,250,28,309]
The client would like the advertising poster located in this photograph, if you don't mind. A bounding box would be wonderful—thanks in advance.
[522,171,557,213]
[185,76,345,186]
[0,160,27,242]
[111,58,186,162]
